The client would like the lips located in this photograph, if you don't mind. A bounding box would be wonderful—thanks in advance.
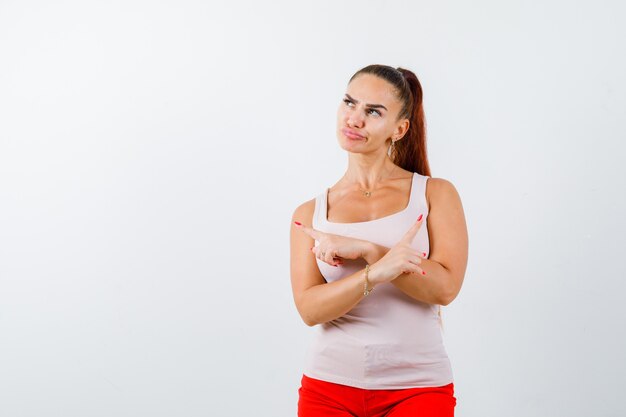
[342,128,365,139]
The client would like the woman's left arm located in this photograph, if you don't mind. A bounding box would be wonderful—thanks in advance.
[363,178,468,306]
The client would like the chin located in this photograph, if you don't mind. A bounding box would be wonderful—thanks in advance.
[338,140,367,154]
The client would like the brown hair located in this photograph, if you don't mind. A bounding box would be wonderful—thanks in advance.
[348,64,444,331]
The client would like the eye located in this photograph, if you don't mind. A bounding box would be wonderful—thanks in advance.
[343,99,382,117]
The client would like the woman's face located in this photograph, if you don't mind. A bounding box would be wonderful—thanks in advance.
[336,73,408,154]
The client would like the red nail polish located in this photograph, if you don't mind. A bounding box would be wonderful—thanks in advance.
[294,221,302,226]
[417,214,423,221]
[422,252,426,257]
[422,270,426,275]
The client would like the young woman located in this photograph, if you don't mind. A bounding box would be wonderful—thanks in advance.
[290,64,468,416]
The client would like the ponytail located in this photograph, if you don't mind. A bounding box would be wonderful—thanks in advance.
[395,68,431,177]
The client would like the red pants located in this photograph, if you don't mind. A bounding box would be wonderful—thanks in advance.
[298,374,456,417]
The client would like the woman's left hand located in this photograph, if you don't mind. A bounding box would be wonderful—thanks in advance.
[294,222,369,267]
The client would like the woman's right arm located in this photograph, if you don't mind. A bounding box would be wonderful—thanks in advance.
[290,199,372,326]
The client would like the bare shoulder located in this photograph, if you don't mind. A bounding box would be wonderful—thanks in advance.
[425,177,462,210]
[291,197,316,225]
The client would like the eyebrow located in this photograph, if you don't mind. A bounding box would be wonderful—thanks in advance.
[345,94,388,111]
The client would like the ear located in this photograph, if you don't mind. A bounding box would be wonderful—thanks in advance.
[393,118,410,140]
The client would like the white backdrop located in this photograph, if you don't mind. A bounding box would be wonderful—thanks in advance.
[1,1,625,416]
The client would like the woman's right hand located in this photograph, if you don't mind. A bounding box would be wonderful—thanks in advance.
[368,214,427,286]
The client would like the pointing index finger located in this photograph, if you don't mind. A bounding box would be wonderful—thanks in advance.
[400,213,424,243]
[294,221,321,240]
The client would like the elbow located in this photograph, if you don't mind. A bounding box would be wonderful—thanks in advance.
[438,284,454,306]
[439,270,463,306]
[296,290,322,326]
[298,305,319,327]
[300,310,315,326]
[439,293,453,306]
[302,313,320,327]
[440,287,459,306]
[300,307,324,326]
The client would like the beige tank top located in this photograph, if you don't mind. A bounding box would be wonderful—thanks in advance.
[302,172,454,389]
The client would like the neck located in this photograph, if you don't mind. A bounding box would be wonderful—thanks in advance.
[343,155,397,190]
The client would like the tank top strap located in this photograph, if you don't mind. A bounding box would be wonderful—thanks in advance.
[408,172,430,215]
[312,189,326,229]
[393,171,420,217]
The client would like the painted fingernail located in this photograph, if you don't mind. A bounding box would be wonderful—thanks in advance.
[417,214,423,221]
[422,252,426,257]
[422,270,426,275]
[294,221,302,226]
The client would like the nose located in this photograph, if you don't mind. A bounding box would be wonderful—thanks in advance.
[346,112,364,128]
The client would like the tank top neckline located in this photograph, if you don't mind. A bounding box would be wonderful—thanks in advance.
[322,172,418,225]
